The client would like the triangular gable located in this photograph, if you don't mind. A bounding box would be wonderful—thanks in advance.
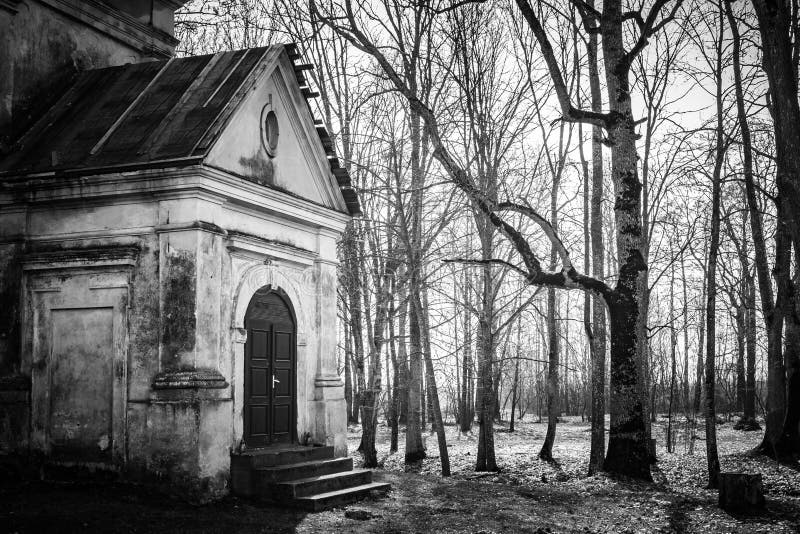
[203,50,348,214]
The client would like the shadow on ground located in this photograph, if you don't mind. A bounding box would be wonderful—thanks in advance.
[0,478,309,534]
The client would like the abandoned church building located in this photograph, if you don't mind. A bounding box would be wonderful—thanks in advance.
[0,0,386,506]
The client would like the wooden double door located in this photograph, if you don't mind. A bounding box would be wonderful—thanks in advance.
[243,288,296,447]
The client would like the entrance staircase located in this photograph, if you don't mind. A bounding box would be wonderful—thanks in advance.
[231,445,390,511]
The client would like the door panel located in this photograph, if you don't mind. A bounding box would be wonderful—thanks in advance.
[250,368,268,396]
[245,326,270,447]
[251,330,269,360]
[50,308,114,461]
[275,332,292,361]
[243,289,295,447]
[272,404,291,435]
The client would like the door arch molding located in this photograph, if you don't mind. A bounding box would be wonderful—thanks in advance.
[232,264,308,339]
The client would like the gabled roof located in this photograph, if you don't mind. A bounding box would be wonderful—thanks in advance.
[0,44,360,216]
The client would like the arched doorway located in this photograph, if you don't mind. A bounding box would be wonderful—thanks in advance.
[243,287,296,447]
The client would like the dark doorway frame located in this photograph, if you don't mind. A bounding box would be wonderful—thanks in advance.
[243,286,297,448]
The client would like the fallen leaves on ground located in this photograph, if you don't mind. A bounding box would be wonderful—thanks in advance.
[343,415,800,533]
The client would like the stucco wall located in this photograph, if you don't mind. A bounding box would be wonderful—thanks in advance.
[0,166,348,499]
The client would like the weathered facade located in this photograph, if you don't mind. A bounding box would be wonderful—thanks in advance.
[0,1,358,500]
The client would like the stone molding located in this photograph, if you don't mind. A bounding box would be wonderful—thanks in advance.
[155,221,227,236]
[0,374,30,391]
[314,375,344,389]
[232,261,312,342]
[152,369,228,390]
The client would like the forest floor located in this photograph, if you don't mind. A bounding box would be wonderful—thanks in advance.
[1,417,798,533]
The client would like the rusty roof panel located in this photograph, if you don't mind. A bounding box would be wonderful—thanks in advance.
[146,50,248,159]
[91,55,213,166]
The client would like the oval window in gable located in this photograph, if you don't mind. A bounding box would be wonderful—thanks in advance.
[262,108,279,157]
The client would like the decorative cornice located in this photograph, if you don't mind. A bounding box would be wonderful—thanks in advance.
[22,245,140,270]
[0,0,23,15]
[38,0,178,58]
[227,230,316,267]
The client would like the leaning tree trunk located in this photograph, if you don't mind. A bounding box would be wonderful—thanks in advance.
[725,0,764,434]
[418,289,451,476]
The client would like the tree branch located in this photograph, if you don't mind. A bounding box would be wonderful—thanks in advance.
[515,0,613,128]
[442,258,529,278]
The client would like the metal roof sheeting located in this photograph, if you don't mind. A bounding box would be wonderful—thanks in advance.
[0,44,360,216]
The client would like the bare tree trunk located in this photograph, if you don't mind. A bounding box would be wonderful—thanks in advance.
[510,329,521,433]
[750,0,800,458]
[388,283,400,452]
[406,295,426,463]
[405,105,426,464]
[598,0,651,480]
[735,297,746,413]
[694,267,707,416]
[343,222,365,427]
[540,284,559,462]
[667,261,677,453]
[397,281,409,427]
[421,360,427,432]
[344,318,355,425]
[724,0,762,434]
[582,1,607,472]
[743,273,759,428]
[540,120,563,460]
[460,269,474,434]
[475,258,497,471]
[681,257,691,418]
[704,7,725,487]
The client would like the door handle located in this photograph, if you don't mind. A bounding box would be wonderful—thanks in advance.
[272,375,280,387]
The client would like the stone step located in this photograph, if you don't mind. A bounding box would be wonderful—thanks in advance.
[232,445,335,470]
[294,482,391,512]
[272,469,374,499]
[256,457,353,485]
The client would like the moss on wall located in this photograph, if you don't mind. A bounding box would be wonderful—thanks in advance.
[0,244,22,375]
[161,251,196,370]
